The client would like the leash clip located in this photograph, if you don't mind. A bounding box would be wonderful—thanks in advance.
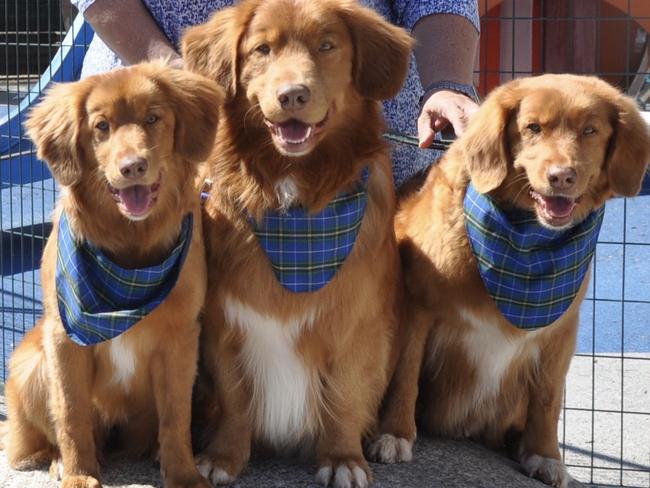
[200,178,213,203]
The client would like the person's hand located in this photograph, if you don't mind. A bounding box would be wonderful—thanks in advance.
[417,89,479,148]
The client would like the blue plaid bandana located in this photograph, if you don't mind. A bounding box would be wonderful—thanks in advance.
[250,173,368,293]
[464,183,604,329]
[55,212,193,346]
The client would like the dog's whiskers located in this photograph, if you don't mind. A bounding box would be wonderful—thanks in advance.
[243,104,263,132]
[512,182,532,205]
[503,173,529,191]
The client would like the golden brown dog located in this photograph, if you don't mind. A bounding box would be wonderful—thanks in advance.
[370,75,650,487]
[2,62,222,488]
[181,0,412,486]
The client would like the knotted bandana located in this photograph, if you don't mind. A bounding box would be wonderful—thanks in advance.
[464,183,604,329]
[56,212,193,345]
[251,172,368,293]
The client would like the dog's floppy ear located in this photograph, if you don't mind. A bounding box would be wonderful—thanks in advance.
[461,81,521,193]
[605,93,650,196]
[157,68,224,163]
[338,2,413,101]
[24,80,92,187]
[182,4,254,99]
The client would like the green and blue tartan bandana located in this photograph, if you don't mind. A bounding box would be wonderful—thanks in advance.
[464,183,604,329]
[250,173,368,293]
[55,212,193,346]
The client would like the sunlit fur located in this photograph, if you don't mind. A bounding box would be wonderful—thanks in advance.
[182,0,412,486]
[371,75,650,488]
[1,62,222,488]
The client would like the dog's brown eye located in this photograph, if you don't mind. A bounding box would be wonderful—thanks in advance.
[255,43,271,55]
[95,120,109,132]
[527,123,541,133]
[319,41,334,52]
[146,114,159,125]
[583,126,596,135]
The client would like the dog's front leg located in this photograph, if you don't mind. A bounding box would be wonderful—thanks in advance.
[151,319,210,488]
[315,320,393,488]
[316,407,372,488]
[45,327,101,488]
[518,330,576,488]
[367,306,433,464]
[195,323,252,486]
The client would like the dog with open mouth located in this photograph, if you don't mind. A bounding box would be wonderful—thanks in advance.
[368,74,650,488]
[1,62,222,488]
[181,0,412,486]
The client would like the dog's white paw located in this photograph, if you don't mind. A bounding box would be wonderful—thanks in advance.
[366,433,413,463]
[48,458,64,480]
[520,453,571,488]
[315,462,369,488]
[196,458,236,486]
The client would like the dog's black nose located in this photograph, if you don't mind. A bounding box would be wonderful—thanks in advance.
[547,166,577,190]
[277,84,311,110]
[119,157,148,179]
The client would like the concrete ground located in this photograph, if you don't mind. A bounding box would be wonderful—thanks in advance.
[560,354,650,487]
[0,438,560,488]
[0,394,561,488]
[1,356,648,487]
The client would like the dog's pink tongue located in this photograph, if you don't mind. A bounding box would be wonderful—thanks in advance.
[278,120,311,143]
[118,185,152,216]
[542,196,576,218]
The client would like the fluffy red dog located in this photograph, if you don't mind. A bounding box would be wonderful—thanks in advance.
[371,75,650,488]
[182,0,412,486]
[2,62,222,488]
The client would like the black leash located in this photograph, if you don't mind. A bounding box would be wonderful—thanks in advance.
[383,130,454,151]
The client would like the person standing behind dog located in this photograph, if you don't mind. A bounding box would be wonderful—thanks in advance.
[71,0,480,188]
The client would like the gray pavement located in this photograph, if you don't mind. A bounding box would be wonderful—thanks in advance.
[0,435,554,488]
[6,355,650,487]
[0,391,563,488]
[560,354,650,487]
[1,356,646,487]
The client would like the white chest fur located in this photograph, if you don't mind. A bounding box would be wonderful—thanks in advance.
[109,335,137,389]
[459,308,540,407]
[223,295,318,447]
[274,176,300,210]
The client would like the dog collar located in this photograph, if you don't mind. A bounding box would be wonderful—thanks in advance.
[464,182,604,329]
[55,211,193,345]
[250,169,369,293]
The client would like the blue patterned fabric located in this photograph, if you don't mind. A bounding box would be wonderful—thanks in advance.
[464,183,604,329]
[71,0,479,187]
[56,212,193,345]
[250,177,368,293]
